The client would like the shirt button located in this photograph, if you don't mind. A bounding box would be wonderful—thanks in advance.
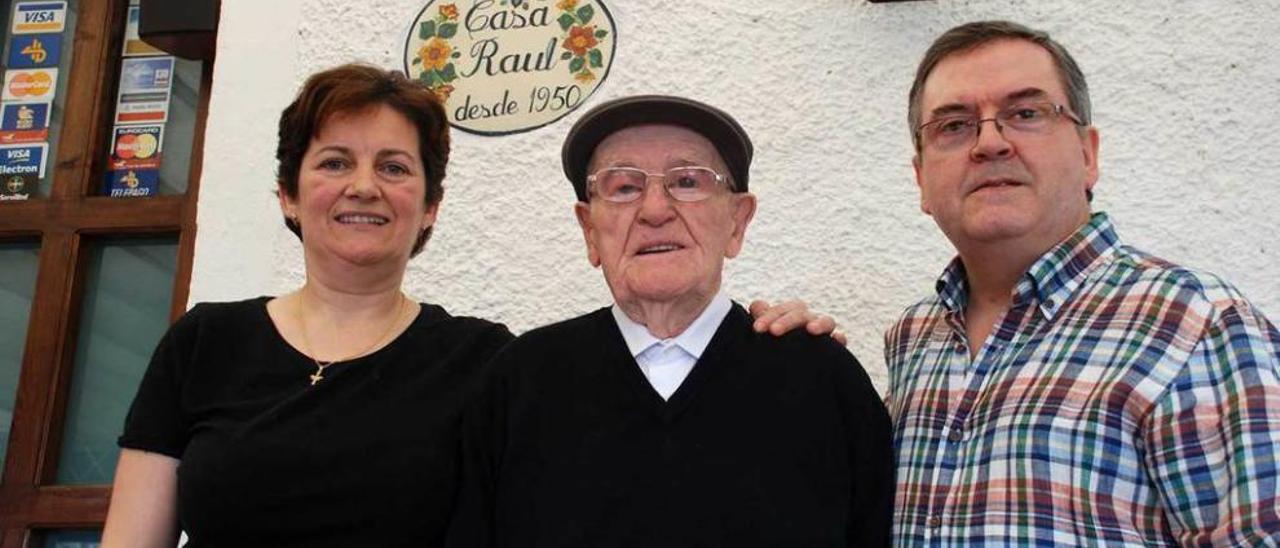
[927,515,942,529]
[947,428,963,442]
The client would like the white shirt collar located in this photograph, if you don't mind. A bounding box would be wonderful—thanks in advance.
[611,292,733,359]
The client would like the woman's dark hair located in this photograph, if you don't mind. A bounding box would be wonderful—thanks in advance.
[276,63,450,256]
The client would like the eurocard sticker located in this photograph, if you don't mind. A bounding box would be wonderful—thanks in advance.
[402,0,617,135]
[115,56,174,124]
[7,33,62,68]
[110,124,164,170]
[105,168,159,197]
[122,6,165,57]
[2,68,57,102]
[12,1,67,34]
[0,102,50,144]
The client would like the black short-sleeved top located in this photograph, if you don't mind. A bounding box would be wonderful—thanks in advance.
[118,297,513,547]
[448,304,894,547]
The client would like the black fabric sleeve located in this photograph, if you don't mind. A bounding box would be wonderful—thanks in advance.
[445,337,519,548]
[829,340,894,547]
[116,304,201,458]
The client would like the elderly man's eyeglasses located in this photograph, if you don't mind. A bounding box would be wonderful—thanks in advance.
[586,166,732,203]
[916,102,1085,152]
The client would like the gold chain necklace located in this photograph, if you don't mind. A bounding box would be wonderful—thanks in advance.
[297,294,408,386]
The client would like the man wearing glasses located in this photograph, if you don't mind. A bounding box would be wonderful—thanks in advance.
[447,96,892,546]
[886,20,1280,545]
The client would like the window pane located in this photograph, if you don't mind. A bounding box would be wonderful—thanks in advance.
[0,0,78,201]
[100,2,202,197]
[56,236,176,484]
[0,240,39,471]
[40,529,101,548]
[156,57,201,195]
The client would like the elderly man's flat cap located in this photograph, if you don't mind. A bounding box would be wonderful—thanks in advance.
[561,95,753,202]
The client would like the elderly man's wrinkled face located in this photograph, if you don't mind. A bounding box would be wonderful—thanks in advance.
[574,125,756,309]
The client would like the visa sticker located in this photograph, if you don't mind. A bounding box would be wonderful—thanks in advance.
[12,1,67,34]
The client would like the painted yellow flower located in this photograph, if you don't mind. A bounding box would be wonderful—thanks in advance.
[439,4,459,20]
[563,25,598,57]
[556,0,578,11]
[418,37,452,71]
[575,69,596,83]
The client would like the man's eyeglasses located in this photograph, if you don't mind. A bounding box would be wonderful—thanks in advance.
[586,166,732,203]
[916,102,1085,152]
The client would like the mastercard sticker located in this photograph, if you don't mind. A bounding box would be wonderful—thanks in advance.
[109,124,164,170]
[2,68,57,102]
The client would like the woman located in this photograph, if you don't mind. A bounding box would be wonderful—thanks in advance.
[103,63,513,547]
[102,64,832,547]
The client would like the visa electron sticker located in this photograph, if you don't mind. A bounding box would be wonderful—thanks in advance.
[0,143,48,199]
[0,102,50,144]
[7,33,62,68]
[0,142,47,177]
[12,1,67,34]
[2,68,57,102]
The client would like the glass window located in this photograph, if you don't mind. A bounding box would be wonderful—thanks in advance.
[0,239,40,471]
[0,0,78,201]
[39,529,101,548]
[56,235,177,484]
[156,56,201,195]
[100,1,202,197]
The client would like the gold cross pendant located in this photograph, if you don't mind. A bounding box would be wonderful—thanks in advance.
[308,360,333,386]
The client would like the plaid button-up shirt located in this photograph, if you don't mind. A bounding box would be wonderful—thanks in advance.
[884,212,1280,546]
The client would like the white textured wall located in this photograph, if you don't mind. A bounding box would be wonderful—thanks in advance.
[192,0,1280,392]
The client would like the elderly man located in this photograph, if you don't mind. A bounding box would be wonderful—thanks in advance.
[448,96,892,546]
[885,20,1280,545]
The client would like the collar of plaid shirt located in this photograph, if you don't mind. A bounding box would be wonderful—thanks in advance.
[934,211,1120,321]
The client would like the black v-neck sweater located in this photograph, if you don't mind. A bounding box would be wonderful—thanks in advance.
[449,303,892,547]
